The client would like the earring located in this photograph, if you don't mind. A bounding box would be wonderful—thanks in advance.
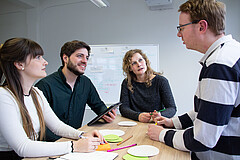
[21,68,24,71]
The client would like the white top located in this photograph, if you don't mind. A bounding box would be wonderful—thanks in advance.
[0,87,83,158]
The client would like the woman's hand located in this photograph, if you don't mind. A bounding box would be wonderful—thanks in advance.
[138,112,151,122]
[73,130,107,152]
[73,137,101,152]
[150,110,161,122]
[83,130,107,144]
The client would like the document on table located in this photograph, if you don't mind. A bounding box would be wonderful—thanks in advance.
[56,151,118,160]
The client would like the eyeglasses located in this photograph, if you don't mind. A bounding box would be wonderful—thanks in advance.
[177,20,200,32]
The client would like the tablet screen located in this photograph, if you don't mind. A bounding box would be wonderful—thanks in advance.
[87,102,122,126]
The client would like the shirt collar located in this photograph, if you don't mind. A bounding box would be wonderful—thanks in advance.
[58,66,67,82]
[199,34,233,65]
[58,66,81,83]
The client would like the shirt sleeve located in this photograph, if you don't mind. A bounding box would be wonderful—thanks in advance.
[119,79,140,121]
[159,63,237,152]
[86,79,107,115]
[0,89,72,158]
[36,88,83,139]
[157,76,177,118]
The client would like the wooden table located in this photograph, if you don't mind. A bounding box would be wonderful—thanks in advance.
[24,115,190,160]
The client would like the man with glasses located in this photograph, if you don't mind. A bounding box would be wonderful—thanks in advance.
[36,40,117,142]
[148,0,240,159]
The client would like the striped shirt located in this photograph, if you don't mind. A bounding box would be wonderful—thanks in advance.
[159,35,240,160]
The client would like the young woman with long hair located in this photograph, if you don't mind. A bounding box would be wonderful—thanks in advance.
[0,38,104,159]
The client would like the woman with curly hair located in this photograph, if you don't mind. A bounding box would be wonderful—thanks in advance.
[119,49,177,122]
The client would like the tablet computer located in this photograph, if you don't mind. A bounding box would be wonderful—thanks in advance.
[87,102,122,126]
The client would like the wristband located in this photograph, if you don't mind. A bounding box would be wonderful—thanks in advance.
[71,141,74,152]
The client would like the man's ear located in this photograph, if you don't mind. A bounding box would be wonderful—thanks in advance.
[199,20,208,32]
[62,54,69,64]
[14,62,24,71]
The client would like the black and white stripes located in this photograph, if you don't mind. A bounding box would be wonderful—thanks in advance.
[159,35,240,160]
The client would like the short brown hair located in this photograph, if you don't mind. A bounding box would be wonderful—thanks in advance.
[178,0,226,35]
[60,40,90,66]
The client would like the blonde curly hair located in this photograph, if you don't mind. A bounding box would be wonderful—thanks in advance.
[122,49,161,93]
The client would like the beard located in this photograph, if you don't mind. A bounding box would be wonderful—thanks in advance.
[67,59,84,76]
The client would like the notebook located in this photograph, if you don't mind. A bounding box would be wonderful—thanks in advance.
[56,151,118,160]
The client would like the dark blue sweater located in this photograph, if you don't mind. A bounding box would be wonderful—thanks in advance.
[119,75,177,121]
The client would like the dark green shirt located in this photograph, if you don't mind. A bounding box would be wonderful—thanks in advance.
[35,67,107,141]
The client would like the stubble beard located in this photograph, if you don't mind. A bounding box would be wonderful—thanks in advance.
[67,60,84,76]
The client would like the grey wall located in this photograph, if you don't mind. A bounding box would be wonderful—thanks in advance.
[1,0,240,123]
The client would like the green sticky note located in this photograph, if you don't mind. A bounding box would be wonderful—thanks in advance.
[104,134,123,143]
[123,154,149,160]
[104,134,119,140]
[107,137,123,143]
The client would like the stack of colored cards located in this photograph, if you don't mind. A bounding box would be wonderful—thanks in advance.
[104,134,123,143]
[96,143,111,151]
[123,154,149,160]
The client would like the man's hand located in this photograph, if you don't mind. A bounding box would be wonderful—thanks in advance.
[102,108,117,122]
[154,116,174,128]
[147,124,164,141]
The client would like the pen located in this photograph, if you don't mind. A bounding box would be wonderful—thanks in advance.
[107,143,137,152]
[117,135,133,146]
[79,132,87,139]
[150,108,166,115]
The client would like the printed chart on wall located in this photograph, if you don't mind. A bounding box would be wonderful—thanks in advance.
[85,44,159,105]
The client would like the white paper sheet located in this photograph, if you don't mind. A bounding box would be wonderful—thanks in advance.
[57,151,118,160]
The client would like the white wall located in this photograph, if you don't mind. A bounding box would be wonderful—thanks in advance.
[1,0,240,125]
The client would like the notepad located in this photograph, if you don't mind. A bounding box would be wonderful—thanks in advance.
[57,151,118,160]
[104,134,123,143]
[96,143,111,151]
[123,154,149,160]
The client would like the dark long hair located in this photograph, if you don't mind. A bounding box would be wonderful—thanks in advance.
[0,38,45,140]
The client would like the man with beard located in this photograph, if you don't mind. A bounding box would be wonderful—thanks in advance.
[36,40,117,142]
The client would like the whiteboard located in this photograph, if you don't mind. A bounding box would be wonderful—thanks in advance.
[85,44,159,104]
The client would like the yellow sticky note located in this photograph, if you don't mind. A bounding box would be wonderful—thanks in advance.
[96,143,111,151]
